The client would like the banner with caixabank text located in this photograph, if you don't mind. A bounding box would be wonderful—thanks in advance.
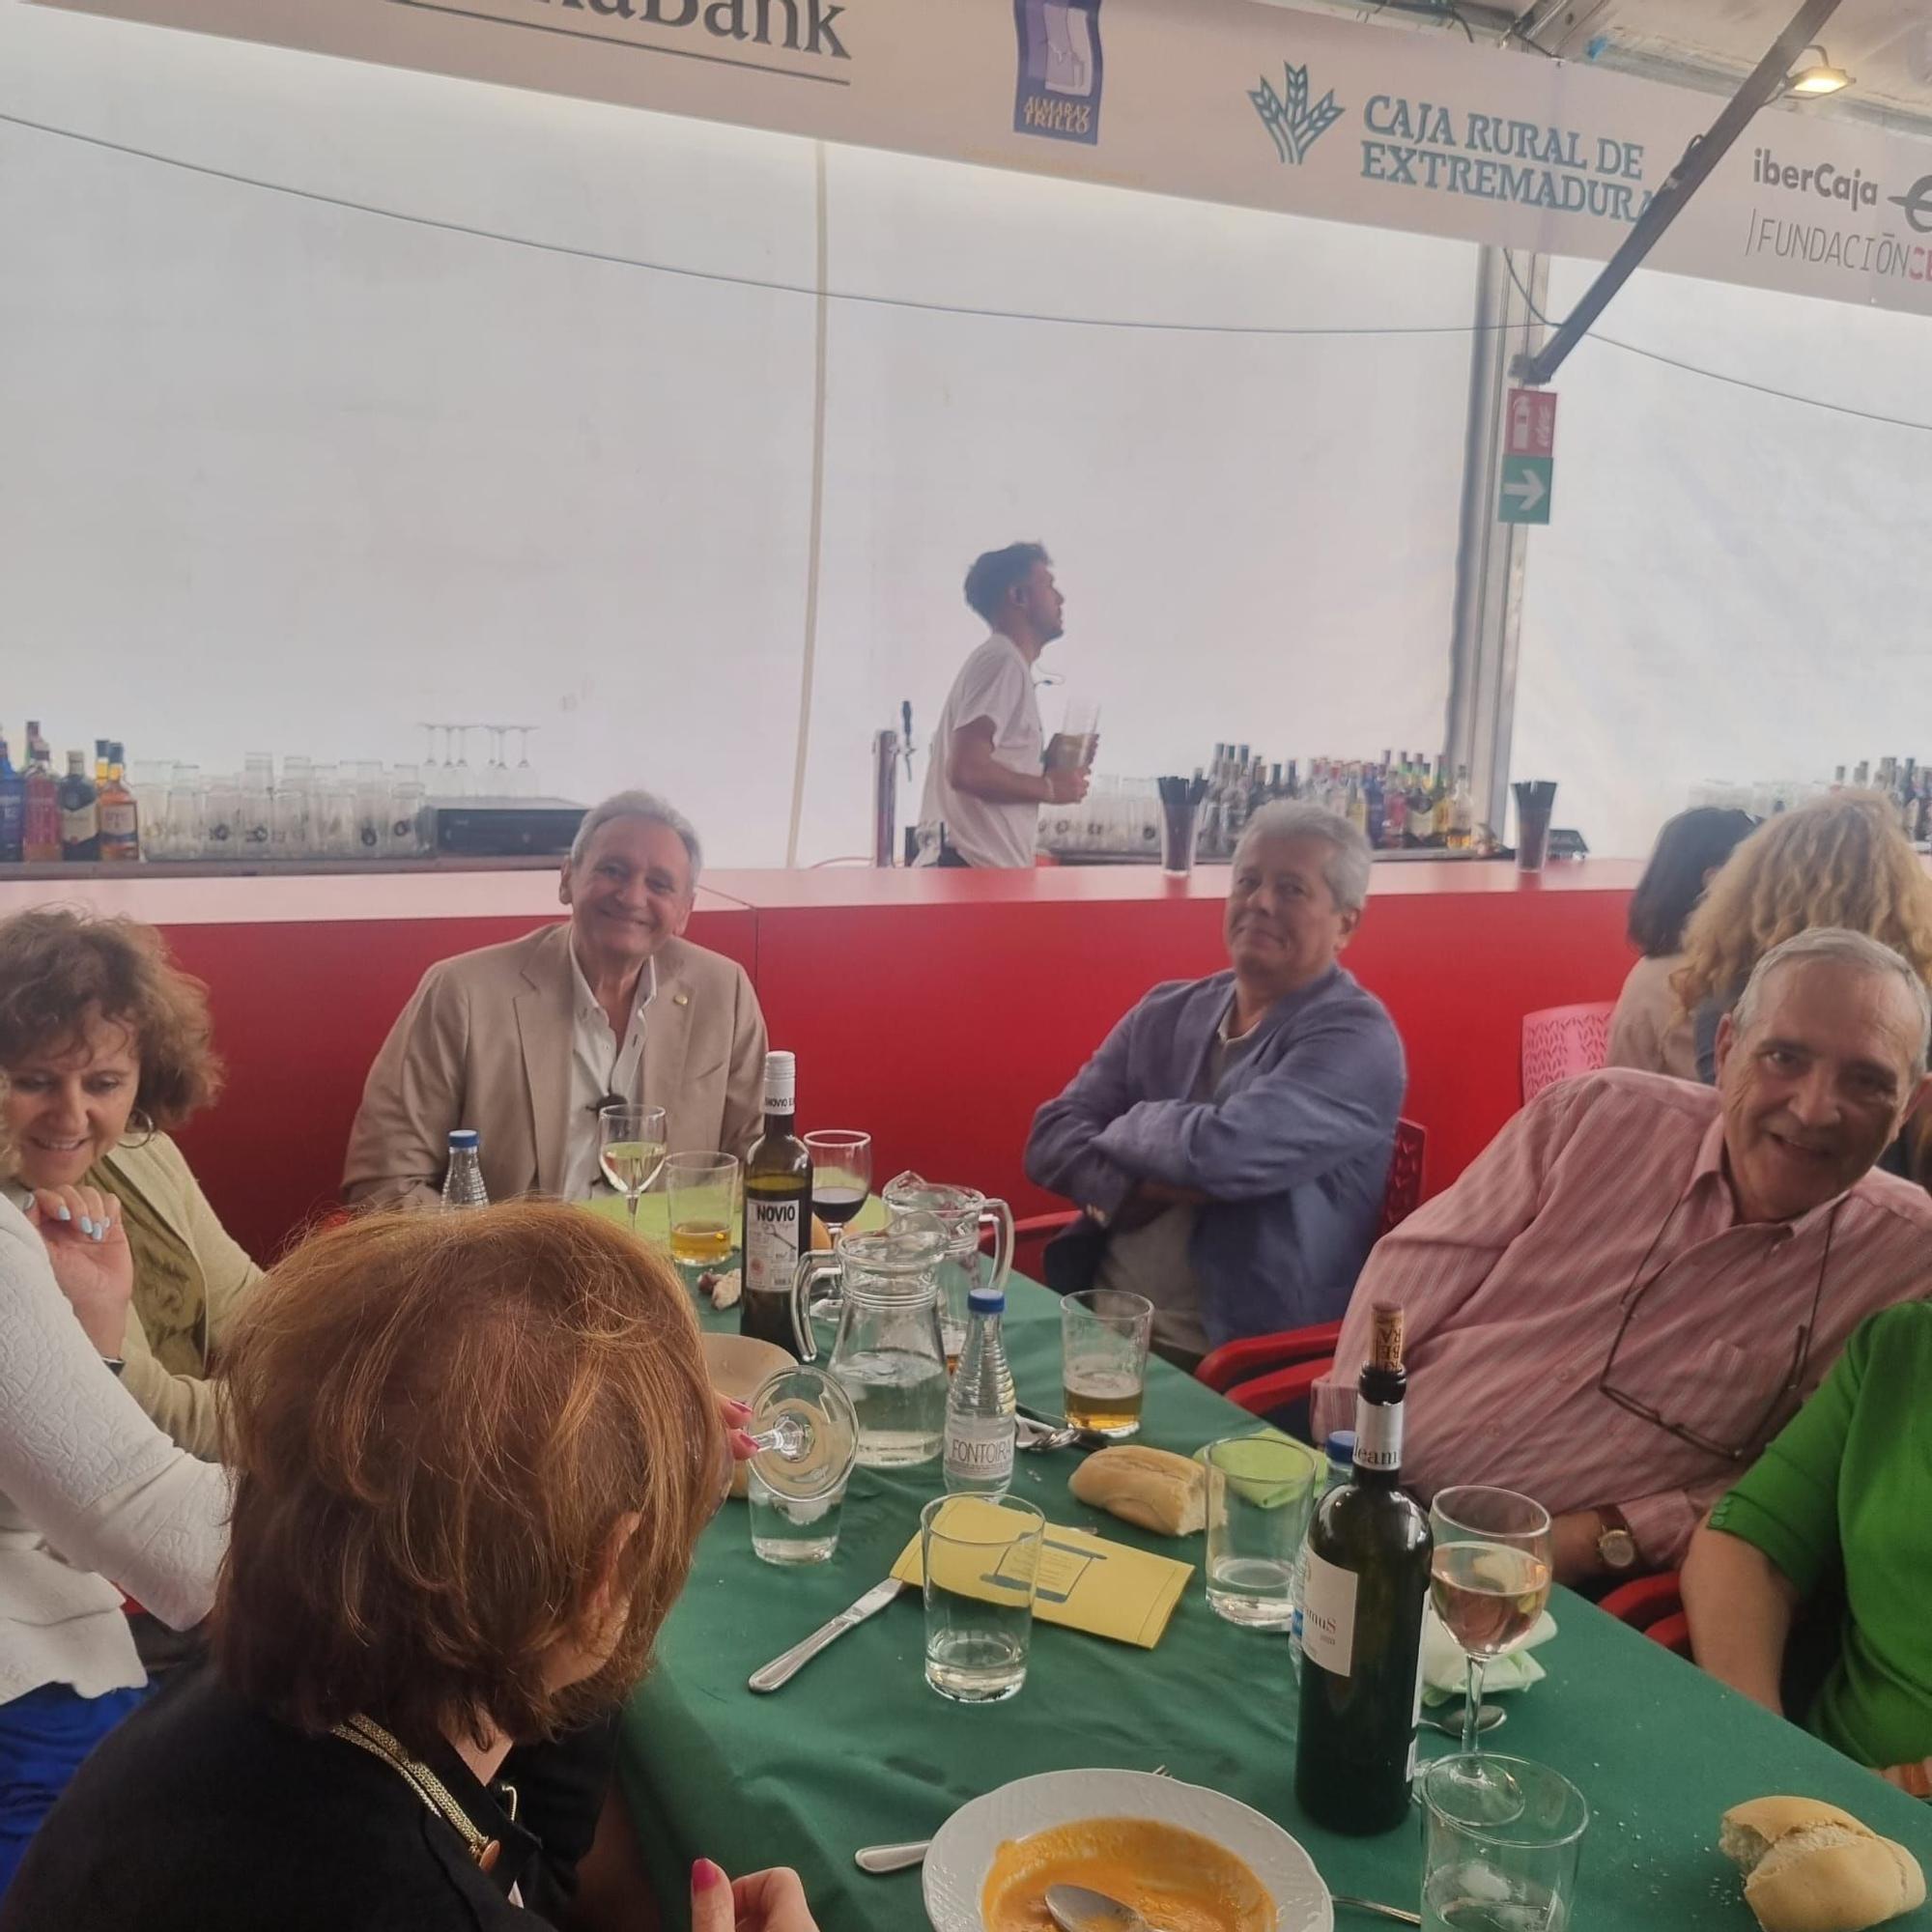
[31,0,1932,316]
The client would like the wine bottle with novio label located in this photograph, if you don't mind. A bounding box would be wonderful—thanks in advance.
[740,1050,811,1358]
[1293,1301,1432,1834]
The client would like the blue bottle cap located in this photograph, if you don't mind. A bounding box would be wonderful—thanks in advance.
[448,1128,480,1150]
[1325,1430,1356,1464]
[968,1286,1006,1313]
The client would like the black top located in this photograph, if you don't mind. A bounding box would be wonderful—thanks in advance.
[0,1662,551,1931]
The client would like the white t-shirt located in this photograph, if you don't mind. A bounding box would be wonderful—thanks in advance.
[916,634,1044,868]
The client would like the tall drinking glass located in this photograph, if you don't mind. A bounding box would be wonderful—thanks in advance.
[598,1104,668,1236]
[921,1495,1044,1704]
[1421,1754,1587,1932]
[666,1152,741,1287]
[1204,1435,1317,1629]
[1060,1289,1152,1438]
[1430,1487,1554,1762]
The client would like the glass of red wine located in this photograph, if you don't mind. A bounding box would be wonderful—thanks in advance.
[1429,1486,1553,1768]
[804,1131,872,1327]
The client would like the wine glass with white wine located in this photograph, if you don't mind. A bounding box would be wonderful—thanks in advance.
[599,1104,668,1236]
[1429,1486,1554,1771]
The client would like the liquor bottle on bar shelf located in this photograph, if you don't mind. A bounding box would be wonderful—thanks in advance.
[58,751,99,863]
[1445,766,1476,850]
[99,743,140,864]
[21,726,59,864]
[741,1050,811,1356]
[0,729,22,865]
[1294,1301,1432,1835]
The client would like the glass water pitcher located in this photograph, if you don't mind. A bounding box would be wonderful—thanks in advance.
[881,1172,1016,1369]
[792,1216,951,1469]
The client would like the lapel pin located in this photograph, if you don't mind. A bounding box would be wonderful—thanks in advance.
[673,992,690,1008]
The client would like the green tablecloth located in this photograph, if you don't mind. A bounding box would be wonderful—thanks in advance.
[618,1275,1932,1931]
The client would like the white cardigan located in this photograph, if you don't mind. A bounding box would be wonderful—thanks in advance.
[0,1197,229,1705]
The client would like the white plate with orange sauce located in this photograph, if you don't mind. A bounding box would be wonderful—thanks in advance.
[922,1769,1332,1932]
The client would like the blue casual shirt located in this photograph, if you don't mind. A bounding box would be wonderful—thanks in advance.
[1024,965,1406,1344]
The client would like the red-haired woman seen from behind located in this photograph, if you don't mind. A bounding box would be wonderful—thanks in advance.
[1,1203,820,1932]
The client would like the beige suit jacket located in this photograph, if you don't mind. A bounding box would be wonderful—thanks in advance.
[342,923,768,1210]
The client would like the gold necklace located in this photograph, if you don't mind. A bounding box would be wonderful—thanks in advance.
[328,1714,503,1873]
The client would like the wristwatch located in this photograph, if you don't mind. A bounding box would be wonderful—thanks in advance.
[1596,1505,1638,1573]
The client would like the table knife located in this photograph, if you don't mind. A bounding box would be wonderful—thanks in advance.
[748,1577,906,1692]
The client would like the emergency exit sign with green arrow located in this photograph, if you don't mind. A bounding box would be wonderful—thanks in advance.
[1499,387,1557,526]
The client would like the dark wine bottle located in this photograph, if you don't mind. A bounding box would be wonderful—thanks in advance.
[1293,1302,1433,1834]
[740,1050,811,1356]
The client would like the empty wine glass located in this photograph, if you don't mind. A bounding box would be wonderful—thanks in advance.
[486,726,510,795]
[513,725,538,798]
[742,1362,858,1503]
[598,1103,668,1235]
[1430,1486,1554,1766]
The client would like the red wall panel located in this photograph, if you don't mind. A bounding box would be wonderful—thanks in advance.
[0,864,1636,1262]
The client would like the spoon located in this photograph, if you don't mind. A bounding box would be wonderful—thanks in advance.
[1017,1405,1112,1450]
[1419,1702,1506,1737]
[1015,1413,1081,1453]
[1044,1884,1153,1932]
[1046,1881,1421,1931]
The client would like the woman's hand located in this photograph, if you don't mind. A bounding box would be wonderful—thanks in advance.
[691,1860,820,1932]
[719,1394,757,1463]
[25,1184,133,1357]
[1878,1759,1931,1799]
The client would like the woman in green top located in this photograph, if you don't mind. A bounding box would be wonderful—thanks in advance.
[1683,1300,1932,1796]
[0,909,262,1462]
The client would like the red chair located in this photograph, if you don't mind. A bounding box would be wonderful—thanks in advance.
[1195,1118,1428,1418]
[1600,1570,1691,1657]
[1520,1001,1614,1105]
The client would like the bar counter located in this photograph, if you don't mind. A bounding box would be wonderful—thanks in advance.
[0,859,1643,1264]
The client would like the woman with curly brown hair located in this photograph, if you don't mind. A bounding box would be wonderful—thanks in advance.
[1675,794,1932,1096]
[1,1203,818,1932]
[0,909,261,1459]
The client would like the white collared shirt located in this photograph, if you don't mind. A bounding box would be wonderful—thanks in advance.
[562,950,657,1202]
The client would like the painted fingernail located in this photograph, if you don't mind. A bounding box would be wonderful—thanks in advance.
[93,1225,109,1243]
[724,1397,753,1421]
[692,1858,725,1892]
[78,1216,95,1236]
[730,1431,759,1459]
[53,1204,71,1222]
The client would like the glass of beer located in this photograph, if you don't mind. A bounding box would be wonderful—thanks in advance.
[1060,1289,1152,1438]
[666,1151,740,1288]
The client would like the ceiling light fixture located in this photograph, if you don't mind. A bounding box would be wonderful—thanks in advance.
[1785,45,1853,97]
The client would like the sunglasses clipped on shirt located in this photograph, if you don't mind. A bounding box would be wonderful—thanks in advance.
[1595,1185,1840,1463]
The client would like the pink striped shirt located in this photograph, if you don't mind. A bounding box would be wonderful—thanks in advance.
[1312,1070,1932,1567]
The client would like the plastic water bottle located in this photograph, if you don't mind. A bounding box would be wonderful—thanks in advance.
[440,1129,488,1211]
[943,1284,1016,1496]
[1291,1430,1356,1660]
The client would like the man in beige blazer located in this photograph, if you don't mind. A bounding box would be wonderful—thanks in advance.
[343,790,767,1209]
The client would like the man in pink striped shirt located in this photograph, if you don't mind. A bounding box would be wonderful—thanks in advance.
[1313,928,1932,1586]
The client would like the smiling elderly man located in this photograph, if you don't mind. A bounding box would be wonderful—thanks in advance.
[1313,926,1932,1586]
[1024,801,1406,1365]
[344,790,767,1208]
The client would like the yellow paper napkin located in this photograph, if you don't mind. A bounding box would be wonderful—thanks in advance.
[891,1503,1193,1650]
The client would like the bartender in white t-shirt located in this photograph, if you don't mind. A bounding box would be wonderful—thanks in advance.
[915,542,1093,867]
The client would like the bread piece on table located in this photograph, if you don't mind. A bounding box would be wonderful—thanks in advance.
[1069,1446,1206,1537]
[1719,1796,1926,1932]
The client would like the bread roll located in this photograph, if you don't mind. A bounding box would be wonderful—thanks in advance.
[1069,1446,1206,1536]
[1719,1796,1925,1932]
